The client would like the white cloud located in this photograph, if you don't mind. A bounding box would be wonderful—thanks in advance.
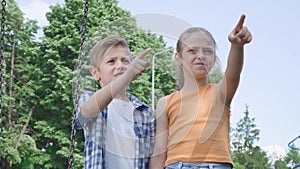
[15,0,64,40]
[17,0,51,27]
[262,145,287,165]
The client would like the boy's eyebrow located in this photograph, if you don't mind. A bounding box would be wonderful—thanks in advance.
[105,55,115,60]
[105,55,131,60]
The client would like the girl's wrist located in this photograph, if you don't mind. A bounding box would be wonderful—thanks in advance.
[231,43,244,49]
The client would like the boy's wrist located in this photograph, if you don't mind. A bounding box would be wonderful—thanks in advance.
[120,70,135,83]
[125,69,139,81]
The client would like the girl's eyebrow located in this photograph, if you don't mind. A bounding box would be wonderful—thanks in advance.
[203,46,214,50]
[189,46,213,50]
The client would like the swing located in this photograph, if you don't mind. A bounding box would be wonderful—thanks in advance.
[67,0,89,168]
[0,0,87,167]
[0,0,6,134]
[288,135,300,169]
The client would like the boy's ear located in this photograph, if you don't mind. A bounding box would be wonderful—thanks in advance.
[90,66,101,81]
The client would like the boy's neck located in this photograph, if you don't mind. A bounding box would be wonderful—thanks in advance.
[114,91,129,102]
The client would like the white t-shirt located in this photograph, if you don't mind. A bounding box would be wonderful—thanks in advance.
[105,99,136,169]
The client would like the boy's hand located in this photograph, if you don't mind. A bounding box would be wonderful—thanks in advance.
[228,14,252,46]
[127,48,152,80]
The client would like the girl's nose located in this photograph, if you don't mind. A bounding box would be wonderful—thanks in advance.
[195,51,204,59]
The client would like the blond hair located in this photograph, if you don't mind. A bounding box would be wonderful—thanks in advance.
[89,35,129,68]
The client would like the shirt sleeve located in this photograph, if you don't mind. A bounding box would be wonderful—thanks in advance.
[74,90,95,129]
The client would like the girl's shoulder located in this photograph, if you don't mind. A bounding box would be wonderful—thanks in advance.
[166,90,180,98]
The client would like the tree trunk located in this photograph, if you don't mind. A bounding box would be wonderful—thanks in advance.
[8,40,15,129]
[9,106,35,169]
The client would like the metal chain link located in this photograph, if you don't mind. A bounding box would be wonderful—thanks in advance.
[0,0,6,134]
[68,0,89,168]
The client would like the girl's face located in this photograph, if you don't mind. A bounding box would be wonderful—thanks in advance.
[94,45,131,87]
[178,32,215,79]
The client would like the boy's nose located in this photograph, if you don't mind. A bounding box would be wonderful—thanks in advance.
[116,61,126,70]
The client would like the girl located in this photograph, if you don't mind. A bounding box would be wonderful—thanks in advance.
[150,14,252,169]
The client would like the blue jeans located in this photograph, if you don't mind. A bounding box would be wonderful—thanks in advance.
[165,162,232,169]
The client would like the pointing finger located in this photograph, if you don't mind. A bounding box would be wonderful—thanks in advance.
[136,48,152,60]
[235,14,246,32]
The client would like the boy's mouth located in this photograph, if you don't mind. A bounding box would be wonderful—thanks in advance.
[114,72,124,77]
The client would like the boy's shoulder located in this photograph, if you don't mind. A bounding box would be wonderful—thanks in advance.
[81,90,94,97]
[127,93,151,110]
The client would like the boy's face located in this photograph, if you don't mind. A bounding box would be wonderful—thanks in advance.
[92,45,131,87]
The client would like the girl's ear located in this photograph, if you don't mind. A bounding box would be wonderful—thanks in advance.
[90,66,101,81]
[174,52,183,67]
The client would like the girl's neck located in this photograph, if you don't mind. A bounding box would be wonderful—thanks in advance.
[181,77,208,91]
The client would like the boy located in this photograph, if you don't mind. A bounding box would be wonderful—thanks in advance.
[75,35,155,169]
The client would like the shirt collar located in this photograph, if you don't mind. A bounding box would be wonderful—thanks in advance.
[126,93,150,110]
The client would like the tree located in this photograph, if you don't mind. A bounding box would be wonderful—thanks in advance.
[232,104,260,152]
[274,159,288,169]
[231,105,270,168]
[34,0,176,168]
[284,145,300,168]
[0,0,42,168]
[1,0,224,168]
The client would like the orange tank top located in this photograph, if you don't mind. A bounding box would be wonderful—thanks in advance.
[165,84,233,167]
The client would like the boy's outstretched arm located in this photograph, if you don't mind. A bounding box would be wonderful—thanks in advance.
[221,14,252,106]
[149,97,168,169]
[81,48,152,118]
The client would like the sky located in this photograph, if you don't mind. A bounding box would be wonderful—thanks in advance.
[14,0,300,151]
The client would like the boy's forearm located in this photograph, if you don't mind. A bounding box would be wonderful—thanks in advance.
[81,73,133,117]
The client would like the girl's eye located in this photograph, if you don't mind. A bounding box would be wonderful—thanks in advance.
[204,50,213,55]
[188,49,197,54]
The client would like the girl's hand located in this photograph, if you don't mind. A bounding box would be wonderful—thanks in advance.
[228,14,252,46]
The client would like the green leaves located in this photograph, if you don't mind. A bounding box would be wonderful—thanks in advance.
[0,0,179,168]
[231,105,270,168]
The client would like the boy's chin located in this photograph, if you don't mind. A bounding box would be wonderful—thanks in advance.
[112,75,122,80]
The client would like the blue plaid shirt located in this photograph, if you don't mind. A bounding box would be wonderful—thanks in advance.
[75,91,155,169]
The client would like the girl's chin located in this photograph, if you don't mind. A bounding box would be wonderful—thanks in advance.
[194,73,208,79]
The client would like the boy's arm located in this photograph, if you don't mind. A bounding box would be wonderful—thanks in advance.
[220,14,252,106]
[149,97,168,169]
[81,48,151,118]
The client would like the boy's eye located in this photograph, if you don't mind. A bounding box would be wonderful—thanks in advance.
[107,60,115,64]
[122,59,130,64]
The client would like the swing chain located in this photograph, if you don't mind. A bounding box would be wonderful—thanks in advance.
[0,0,6,133]
[68,0,89,168]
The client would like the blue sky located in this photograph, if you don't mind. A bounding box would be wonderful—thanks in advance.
[15,0,300,150]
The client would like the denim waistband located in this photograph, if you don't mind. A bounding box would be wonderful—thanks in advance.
[165,162,232,169]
